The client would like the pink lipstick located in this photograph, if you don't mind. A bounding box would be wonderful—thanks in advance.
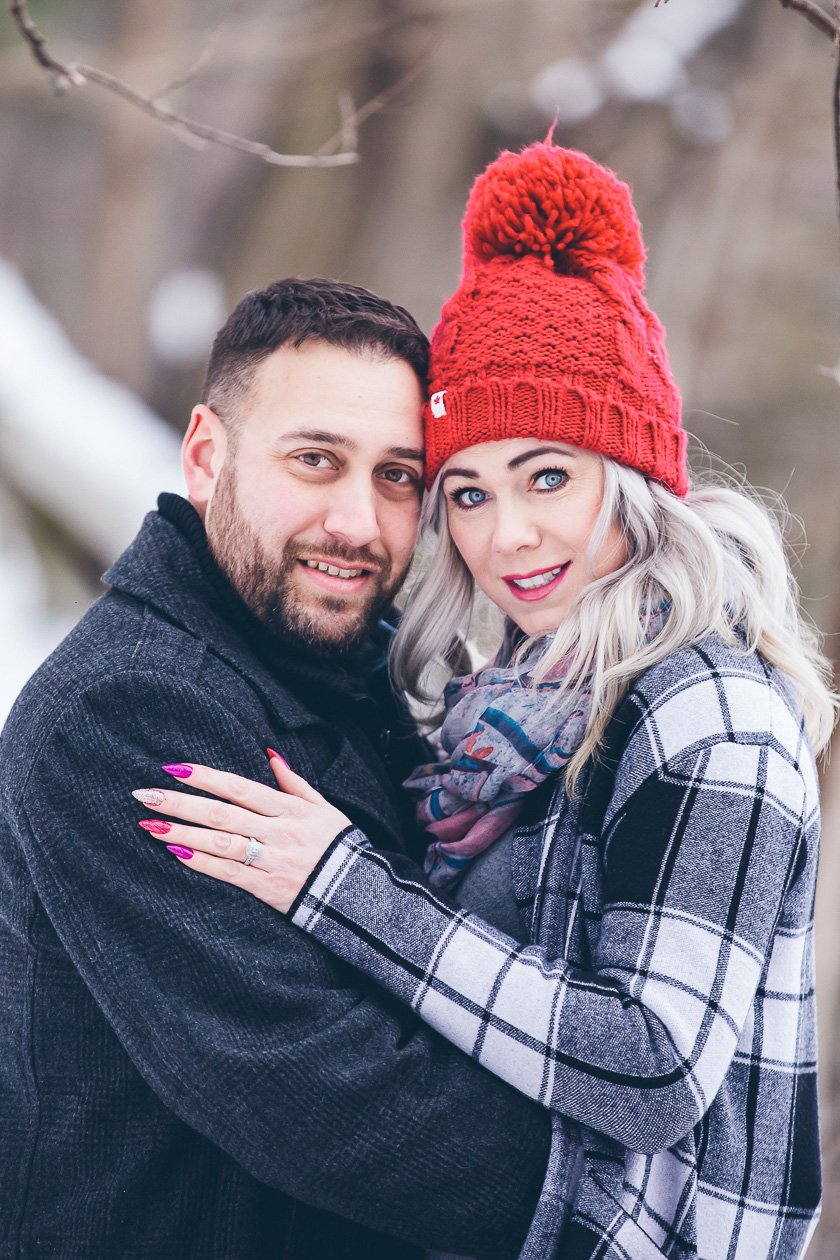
[502,562,570,602]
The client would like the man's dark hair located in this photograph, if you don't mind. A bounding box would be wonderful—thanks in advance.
[201,277,429,430]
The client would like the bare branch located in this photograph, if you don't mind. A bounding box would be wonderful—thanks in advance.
[151,0,246,103]
[64,61,356,165]
[834,47,840,212]
[9,0,83,90]
[779,0,840,221]
[315,36,442,158]
[337,91,358,156]
[661,0,836,38]
[8,0,437,169]
[778,0,838,41]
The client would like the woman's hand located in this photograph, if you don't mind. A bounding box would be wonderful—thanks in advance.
[131,754,351,914]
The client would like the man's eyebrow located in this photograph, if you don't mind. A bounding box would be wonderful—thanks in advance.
[507,445,580,471]
[279,429,358,450]
[386,446,425,463]
[276,433,423,463]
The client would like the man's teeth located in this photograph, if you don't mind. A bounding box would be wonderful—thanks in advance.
[511,566,564,590]
[305,560,364,580]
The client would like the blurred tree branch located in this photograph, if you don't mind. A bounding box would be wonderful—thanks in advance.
[8,0,433,169]
[657,0,840,216]
[658,0,836,38]
[778,0,840,221]
[779,0,838,39]
[150,0,246,104]
[314,36,440,157]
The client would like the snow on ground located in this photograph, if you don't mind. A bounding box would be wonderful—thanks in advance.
[0,260,184,723]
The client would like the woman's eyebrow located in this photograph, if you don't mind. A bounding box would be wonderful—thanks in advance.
[440,446,579,482]
[507,445,579,470]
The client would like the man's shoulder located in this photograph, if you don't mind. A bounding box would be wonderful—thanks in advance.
[1,591,208,777]
[0,579,328,806]
[16,585,204,694]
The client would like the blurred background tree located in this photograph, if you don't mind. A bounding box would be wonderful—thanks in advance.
[1,0,839,1250]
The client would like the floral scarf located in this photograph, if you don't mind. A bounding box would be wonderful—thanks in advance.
[405,602,670,891]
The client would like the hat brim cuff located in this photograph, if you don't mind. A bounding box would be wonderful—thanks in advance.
[424,377,688,497]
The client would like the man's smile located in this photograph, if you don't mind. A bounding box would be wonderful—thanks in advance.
[297,556,377,596]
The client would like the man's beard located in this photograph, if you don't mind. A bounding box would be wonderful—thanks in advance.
[205,462,407,657]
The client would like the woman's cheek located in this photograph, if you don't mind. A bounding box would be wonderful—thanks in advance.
[593,522,630,578]
[461,545,491,593]
[448,515,484,577]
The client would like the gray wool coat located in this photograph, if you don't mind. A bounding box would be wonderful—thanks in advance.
[290,638,822,1258]
[0,495,551,1260]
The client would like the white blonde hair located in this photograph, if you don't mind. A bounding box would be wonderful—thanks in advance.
[391,457,838,793]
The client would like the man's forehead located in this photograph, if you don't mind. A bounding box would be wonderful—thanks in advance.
[253,339,413,389]
[245,342,425,456]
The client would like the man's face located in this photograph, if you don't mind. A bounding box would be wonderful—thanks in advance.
[199,341,425,656]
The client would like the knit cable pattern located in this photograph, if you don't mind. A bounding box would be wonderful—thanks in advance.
[424,142,688,496]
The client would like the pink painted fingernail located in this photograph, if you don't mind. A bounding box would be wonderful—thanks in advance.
[267,747,287,766]
[162,763,192,779]
[139,820,171,835]
[166,845,194,860]
[133,789,165,807]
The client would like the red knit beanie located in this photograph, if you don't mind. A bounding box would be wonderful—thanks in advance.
[423,142,688,496]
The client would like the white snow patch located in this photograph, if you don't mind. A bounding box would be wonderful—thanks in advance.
[0,261,186,723]
[0,259,184,563]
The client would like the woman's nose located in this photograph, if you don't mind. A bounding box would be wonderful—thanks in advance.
[491,500,541,554]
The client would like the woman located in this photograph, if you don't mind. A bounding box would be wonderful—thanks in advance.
[132,143,836,1258]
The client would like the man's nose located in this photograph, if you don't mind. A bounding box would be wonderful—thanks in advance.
[322,480,381,550]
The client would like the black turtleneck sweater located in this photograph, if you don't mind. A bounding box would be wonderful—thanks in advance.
[157,492,429,853]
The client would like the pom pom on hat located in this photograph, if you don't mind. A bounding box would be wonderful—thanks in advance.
[464,142,646,284]
[425,141,687,497]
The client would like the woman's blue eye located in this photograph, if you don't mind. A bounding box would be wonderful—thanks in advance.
[454,488,487,508]
[534,469,567,491]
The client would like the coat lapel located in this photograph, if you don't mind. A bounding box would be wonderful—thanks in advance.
[105,511,407,850]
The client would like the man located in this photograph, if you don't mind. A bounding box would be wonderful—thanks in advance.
[0,279,552,1260]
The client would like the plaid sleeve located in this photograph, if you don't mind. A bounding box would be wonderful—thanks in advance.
[291,659,814,1155]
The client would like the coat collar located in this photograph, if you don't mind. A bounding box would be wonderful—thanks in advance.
[104,497,411,845]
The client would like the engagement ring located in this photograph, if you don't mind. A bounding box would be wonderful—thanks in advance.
[244,838,263,866]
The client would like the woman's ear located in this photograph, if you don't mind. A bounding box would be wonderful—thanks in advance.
[182,405,229,519]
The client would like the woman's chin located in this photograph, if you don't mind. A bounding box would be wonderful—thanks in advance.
[507,604,568,637]
[492,578,577,637]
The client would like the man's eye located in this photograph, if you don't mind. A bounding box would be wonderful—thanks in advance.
[533,468,568,491]
[381,467,413,484]
[451,487,487,508]
[298,453,333,469]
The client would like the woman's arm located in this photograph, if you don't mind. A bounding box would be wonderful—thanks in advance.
[144,671,816,1155]
[283,760,783,1155]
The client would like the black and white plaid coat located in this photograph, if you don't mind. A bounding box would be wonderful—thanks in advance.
[291,635,822,1259]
